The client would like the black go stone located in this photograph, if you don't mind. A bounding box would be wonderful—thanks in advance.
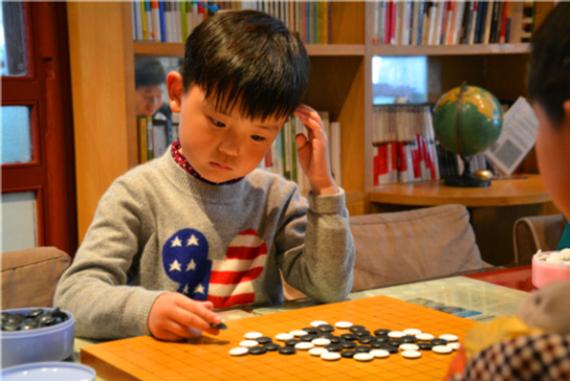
[285,339,299,347]
[431,339,448,346]
[371,341,387,349]
[25,309,44,319]
[264,343,280,351]
[278,347,296,355]
[387,346,399,354]
[37,315,56,327]
[249,346,267,355]
[1,308,69,332]
[373,337,389,344]
[325,344,343,352]
[300,334,317,342]
[341,350,356,358]
[302,327,320,335]
[349,325,367,333]
[318,324,335,333]
[256,336,272,345]
[341,341,356,349]
[329,336,343,344]
[341,333,358,341]
[355,330,372,337]
[419,343,433,351]
[358,337,373,345]
[374,329,391,337]
[319,332,335,339]
[355,346,371,353]
[2,323,20,332]
[401,335,417,343]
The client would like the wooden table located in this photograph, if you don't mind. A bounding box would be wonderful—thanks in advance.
[369,175,556,265]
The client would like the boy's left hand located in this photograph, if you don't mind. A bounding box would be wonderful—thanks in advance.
[294,105,339,196]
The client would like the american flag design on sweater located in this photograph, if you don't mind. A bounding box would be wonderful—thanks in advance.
[162,228,268,308]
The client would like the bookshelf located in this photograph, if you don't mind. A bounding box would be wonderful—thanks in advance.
[67,1,553,240]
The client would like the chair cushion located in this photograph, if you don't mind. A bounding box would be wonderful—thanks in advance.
[2,247,71,309]
[350,204,483,291]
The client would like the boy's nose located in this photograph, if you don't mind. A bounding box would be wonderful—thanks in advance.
[218,138,240,157]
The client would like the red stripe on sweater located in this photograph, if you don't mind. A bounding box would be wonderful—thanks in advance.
[209,267,264,285]
[208,293,255,308]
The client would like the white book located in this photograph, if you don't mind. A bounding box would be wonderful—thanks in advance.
[434,1,445,46]
[373,1,380,44]
[146,4,153,41]
[428,3,437,45]
[164,2,172,42]
[391,1,400,45]
[411,1,419,46]
[379,1,387,45]
[453,1,465,45]
[468,3,478,45]
[483,0,494,44]
[402,1,411,46]
[172,2,180,43]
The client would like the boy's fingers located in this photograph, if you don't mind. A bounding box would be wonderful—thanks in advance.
[200,301,215,310]
[165,320,203,340]
[176,295,220,323]
[173,306,219,335]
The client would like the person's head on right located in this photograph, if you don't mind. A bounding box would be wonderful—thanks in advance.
[135,58,166,116]
[528,3,570,218]
[167,10,309,184]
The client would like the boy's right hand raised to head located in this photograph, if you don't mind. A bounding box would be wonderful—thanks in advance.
[147,292,222,341]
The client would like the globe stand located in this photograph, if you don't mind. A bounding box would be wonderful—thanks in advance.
[444,156,491,188]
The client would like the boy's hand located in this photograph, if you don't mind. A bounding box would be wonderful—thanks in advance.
[148,292,222,341]
[293,105,339,195]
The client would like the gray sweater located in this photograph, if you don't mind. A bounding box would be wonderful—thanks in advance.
[54,150,355,339]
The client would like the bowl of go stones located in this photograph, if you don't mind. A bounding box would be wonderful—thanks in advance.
[1,307,74,367]
[532,249,570,289]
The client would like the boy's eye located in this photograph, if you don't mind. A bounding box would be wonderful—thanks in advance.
[208,116,225,128]
[251,135,266,142]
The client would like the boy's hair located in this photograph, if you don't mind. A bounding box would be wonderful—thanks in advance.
[182,10,309,120]
[528,3,570,126]
[135,58,166,88]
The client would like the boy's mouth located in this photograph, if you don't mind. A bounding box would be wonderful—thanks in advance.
[209,161,232,171]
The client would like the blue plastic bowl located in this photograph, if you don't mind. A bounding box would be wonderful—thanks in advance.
[1,361,95,381]
[1,308,75,368]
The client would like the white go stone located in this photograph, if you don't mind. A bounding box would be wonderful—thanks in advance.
[243,331,263,340]
[310,320,329,327]
[295,342,314,350]
[229,347,249,356]
[321,352,341,361]
[448,342,461,350]
[275,333,294,341]
[370,349,390,359]
[439,334,459,342]
[309,347,328,357]
[312,338,331,346]
[388,331,405,338]
[403,328,422,336]
[354,352,374,362]
[416,333,435,341]
[401,350,422,359]
[399,343,420,352]
[239,340,259,348]
[290,330,309,337]
[432,345,453,354]
[335,321,353,329]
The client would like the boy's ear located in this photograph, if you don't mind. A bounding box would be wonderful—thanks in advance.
[167,71,184,113]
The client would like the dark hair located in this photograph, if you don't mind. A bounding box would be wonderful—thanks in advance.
[182,10,309,120]
[135,58,166,88]
[528,3,570,126]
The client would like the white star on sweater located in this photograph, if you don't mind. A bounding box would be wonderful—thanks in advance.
[186,259,197,271]
[171,236,182,247]
[187,234,199,247]
[169,260,182,272]
[194,284,205,294]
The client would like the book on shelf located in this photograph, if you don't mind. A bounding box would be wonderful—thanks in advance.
[371,0,541,46]
[137,111,179,162]
[371,105,439,186]
[260,112,341,195]
[132,1,331,44]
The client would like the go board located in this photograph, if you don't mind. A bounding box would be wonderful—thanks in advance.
[81,295,474,381]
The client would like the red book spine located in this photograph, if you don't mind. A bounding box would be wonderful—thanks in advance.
[499,1,509,43]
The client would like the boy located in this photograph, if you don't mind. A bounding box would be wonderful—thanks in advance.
[447,4,570,379]
[55,10,355,341]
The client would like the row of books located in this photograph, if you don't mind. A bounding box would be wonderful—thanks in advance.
[137,112,179,162]
[131,1,225,43]
[372,105,439,185]
[260,112,341,195]
[371,0,536,46]
[131,1,330,44]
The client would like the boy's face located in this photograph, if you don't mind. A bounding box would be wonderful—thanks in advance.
[135,85,163,116]
[168,73,286,183]
[534,101,570,218]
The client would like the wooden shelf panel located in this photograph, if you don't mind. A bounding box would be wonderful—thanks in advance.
[369,175,550,207]
[133,42,365,57]
[370,43,530,56]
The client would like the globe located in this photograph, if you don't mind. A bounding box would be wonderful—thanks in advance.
[433,84,503,157]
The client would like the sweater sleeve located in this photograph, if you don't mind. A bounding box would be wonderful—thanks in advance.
[275,187,355,303]
[53,179,164,339]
